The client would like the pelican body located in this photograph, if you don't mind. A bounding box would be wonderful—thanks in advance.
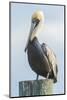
[28,37,50,77]
[25,11,58,83]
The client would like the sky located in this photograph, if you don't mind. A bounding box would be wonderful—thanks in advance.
[10,2,64,97]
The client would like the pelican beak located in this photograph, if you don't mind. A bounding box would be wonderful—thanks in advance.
[24,19,40,52]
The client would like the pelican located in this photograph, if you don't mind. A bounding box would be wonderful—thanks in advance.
[25,11,58,83]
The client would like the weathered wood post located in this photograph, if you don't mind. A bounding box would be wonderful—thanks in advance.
[19,79,53,96]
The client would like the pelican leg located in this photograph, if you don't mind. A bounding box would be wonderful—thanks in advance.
[46,69,51,79]
[36,74,39,80]
[46,72,50,79]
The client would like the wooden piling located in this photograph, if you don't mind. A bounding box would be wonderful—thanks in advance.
[19,79,53,96]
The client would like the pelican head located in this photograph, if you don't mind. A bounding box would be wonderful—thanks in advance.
[25,11,44,52]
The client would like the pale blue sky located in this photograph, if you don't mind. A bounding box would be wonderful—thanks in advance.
[11,2,64,97]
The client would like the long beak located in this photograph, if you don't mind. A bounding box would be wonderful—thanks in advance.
[24,22,36,52]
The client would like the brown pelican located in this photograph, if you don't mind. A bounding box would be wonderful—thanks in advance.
[25,11,58,83]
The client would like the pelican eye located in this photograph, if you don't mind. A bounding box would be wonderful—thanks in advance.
[32,18,40,28]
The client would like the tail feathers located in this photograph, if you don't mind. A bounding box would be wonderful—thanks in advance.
[48,70,57,83]
[53,77,57,83]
